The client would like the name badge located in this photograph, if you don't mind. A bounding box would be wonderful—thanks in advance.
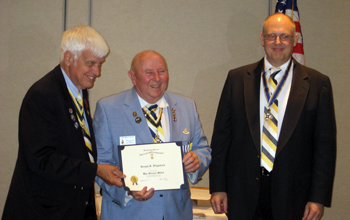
[120,136,136,145]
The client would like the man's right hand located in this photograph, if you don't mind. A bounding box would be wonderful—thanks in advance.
[96,164,126,188]
[210,192,228,214]
[129,186,155,201]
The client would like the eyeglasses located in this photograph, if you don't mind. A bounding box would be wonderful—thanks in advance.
[263,34,293,42]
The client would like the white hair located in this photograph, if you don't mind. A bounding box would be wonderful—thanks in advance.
[60,25,109,61]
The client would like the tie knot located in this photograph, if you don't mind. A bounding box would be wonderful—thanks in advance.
[270,67,281,78]
[148,104,158,112]
[269,68,281,85]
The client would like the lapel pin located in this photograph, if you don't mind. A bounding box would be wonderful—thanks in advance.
[69,108,73,114]
[133,112,137,117]
[183,128,189,134]
[171,108,177,122]
[135,117,142,124]
[84,99,89,108]
[74,122,79,129]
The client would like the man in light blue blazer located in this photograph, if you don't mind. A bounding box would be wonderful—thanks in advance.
[93,50,212,220]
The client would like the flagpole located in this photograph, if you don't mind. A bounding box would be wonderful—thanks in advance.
[88,0,92,26]
[62,0,67,32]
[291,0,295,20]
[268,0,273,15]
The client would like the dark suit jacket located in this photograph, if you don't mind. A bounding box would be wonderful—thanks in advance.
[209,59,336,220]
[2,65,98,220]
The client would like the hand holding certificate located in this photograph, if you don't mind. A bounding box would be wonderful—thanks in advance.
[119,142,185,191]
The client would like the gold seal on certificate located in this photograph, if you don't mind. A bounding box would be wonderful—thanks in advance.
[130,176,138,185]
[119,142,185,191]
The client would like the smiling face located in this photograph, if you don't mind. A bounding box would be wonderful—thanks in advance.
[128,51,169,104]
[260,14,298,67]
[64,49,105,89]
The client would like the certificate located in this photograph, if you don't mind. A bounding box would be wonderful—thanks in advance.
[119,142,185,191]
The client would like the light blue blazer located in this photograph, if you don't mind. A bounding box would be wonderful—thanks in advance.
[93,88,211,220]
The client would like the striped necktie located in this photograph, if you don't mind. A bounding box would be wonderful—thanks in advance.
[261,68,281,172]
[71,90,94,163]
[143,104,164,143]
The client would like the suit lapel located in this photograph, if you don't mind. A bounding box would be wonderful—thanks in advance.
[277,60,309,155]
[54,65,94,161]
[54,65,80,128]
[245,59,264,153]
[164,92,179,141]
[82,89,98,160]
[54,66,82,134]
[123,88,154,144]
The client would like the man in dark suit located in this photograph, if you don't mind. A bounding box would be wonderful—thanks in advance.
[209,13,336,220]
[2,25,125,220]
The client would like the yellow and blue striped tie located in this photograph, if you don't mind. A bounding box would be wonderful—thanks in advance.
[71,90,94,163]
[143,104,164,143]
[261,68,280,172]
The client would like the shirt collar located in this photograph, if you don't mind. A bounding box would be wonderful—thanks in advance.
[137,94,169,109]
[60,65,81,98]
[264,56,291,81]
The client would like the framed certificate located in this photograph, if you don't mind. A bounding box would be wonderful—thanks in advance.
[118,142,185,191]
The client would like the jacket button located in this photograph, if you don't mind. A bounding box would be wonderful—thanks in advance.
[256,177,259,180]
[81,187,84,190]
[160,194,163,197]
[85,201,88,205]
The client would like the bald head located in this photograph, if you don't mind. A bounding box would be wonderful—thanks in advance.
[262,13,296,35]
[130,50,168,73]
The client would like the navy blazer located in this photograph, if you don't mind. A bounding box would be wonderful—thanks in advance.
[2,65,98,220]
[209,59,336,219]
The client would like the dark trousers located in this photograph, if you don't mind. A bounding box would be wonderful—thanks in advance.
[253,168,274,220]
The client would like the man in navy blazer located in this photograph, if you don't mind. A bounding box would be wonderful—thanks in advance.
[93,50,212,220]
[210,13,336,220]
[2,25,124,220]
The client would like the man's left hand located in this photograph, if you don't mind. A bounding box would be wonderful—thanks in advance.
[302,202,324,220]
[182,151,199,173]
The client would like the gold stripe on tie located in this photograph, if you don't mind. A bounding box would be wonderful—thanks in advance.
[271,102,278,114]
[266,118,278,133]
[262,132,277,152]
[68,89,94,162]
[261,153,274,169]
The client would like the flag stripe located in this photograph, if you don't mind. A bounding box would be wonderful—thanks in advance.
[294,43,304,54]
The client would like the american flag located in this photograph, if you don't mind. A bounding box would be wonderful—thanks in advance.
[275,0,305,65]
